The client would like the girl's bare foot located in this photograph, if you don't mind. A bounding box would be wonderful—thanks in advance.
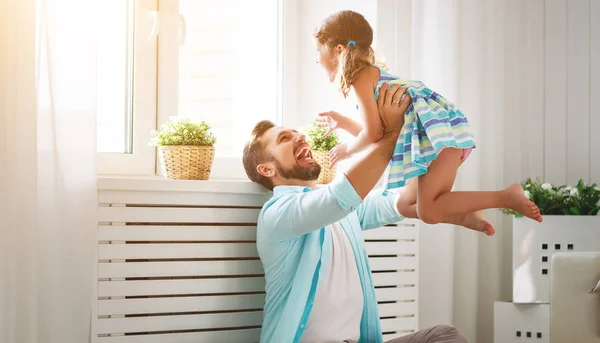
[503,184,543,222]
[453,211,496,236]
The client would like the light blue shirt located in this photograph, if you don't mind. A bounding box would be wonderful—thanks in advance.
[257,175,404,343]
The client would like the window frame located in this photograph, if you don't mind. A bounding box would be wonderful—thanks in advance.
[97,0,158,176]
[97,0,293,179]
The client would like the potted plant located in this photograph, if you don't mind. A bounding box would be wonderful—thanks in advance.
[502,178,600,303]
[302,122,341,184]
[150,119,217,180]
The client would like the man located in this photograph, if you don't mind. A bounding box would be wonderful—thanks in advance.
[243,83,467,343]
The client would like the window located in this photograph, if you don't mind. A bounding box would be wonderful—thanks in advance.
[96,0,283,178]
[96,0,133,154]
[96,0,158,175]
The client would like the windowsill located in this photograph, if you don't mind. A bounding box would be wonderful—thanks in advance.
[97,175,271,195]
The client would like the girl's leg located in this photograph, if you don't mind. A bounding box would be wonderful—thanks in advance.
[396,178,418,218]
[416,148,542,224]
[397,171,495,235]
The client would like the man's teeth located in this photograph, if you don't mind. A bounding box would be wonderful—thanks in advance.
[296,147,311,160]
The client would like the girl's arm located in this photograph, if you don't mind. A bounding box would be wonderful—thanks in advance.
[345,66,383,155]
[338,115,363,137]
[316,110,363,137]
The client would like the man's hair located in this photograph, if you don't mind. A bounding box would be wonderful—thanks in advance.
[243,120,276,190]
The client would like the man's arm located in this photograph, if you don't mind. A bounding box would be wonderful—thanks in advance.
[355,190,404,231]
[261,176,363,240]
[352,83,412,230]
[263,84,411,240]
[263,130,401,240]
[346,83,410,199]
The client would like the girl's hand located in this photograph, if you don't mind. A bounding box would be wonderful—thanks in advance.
[316,111,346,137]
[329,143,352,167]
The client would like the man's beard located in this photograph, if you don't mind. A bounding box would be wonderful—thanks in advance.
[275,159,321,181]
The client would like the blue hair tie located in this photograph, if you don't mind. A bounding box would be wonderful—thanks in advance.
[347,40,356,47]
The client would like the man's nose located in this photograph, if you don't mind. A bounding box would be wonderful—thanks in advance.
[295,132,306,142]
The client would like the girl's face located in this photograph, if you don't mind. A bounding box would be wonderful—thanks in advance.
[314,39,339,83]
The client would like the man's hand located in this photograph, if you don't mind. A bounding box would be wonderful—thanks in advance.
[377,83,410,133]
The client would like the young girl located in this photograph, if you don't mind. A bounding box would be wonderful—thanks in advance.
[314,10,542,233]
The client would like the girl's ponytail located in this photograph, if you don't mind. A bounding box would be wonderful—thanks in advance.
[335,44,375,98]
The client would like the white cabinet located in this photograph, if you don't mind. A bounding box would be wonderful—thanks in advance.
[495,216,600,343]
[513,216,600,303]
[493,302,549,343]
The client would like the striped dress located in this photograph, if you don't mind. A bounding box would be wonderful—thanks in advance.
[373,67,477,192]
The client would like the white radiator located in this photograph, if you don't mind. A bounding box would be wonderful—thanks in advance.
[94,178,419,343]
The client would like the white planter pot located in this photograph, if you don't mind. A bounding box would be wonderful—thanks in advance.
[512,216,600,303]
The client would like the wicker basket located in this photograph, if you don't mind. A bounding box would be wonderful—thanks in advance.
[312,150,336,184]
[158,145,215,180]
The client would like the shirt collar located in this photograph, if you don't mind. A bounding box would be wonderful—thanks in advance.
[272,185,313,196]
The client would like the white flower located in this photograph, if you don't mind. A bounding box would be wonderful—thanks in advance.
[570,188,579,197]
[524,183,531,188]
[524,190,531,199]
[542,183,552,190]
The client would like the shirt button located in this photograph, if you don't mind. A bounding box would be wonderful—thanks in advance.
[300,324,305,328]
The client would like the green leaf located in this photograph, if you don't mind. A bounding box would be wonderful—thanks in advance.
[150,119,217,147]
[569,207,581,215]
[301,123,341,151]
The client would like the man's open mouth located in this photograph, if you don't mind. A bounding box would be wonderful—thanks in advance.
[295,146,313,163]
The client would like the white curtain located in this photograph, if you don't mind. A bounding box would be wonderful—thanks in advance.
[402,0,546,342]
[1,0,97,342]
[376,0,515,342]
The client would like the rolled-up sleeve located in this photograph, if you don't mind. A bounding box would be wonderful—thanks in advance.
[355,189,404,230]
[261,175,363,240]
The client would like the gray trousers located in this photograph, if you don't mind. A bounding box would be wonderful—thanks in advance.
[345,325,467,343]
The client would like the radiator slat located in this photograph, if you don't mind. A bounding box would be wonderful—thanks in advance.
[98,278,266,297]
[98,225,257,241]
[375,286,418,302]
[365,241,418,255]
[99,243,259,260]
[96,329,261,343]
[98,294,266,316]
[99,190,269,207]
[97,311,263,334]
[98,207,260,224]
[378,301,418,317]
[372,271,418,286]
[381,317,418,332]
[363,224,418,240]
[369,256,417,271]
[99,260,264,278]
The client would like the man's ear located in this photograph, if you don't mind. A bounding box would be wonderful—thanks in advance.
[257,162,276,178]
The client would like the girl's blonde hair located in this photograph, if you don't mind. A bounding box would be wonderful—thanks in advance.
[313,10,376,98]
